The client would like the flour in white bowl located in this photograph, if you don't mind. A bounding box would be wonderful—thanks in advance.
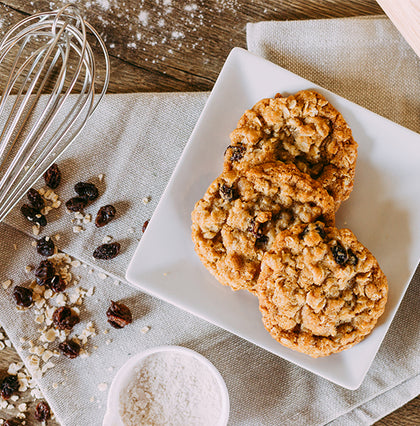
[119,351,223,425]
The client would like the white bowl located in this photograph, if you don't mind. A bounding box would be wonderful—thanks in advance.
[103,345,230,426]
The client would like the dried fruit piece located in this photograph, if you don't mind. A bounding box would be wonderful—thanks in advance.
[0,375,19,400]
[142,220,149,233]
[106,300,132,329]
[59,339,81,359]
[95,205,116,228]
[20,204,47,227]
[219,184,234,202]
[34,401,51,421]
[65,196,88,212]
[48,275,66,293]
[93,242,120,260]
[74,182,99,201]
[227,144,246,162]
[27,188,45,211]
[44,163,61,189]
[347,249,358,266]
[331,241,348,265]
[36,236,55,256]
[4,419,21,426]
[35,260,55,285]
[12,286,33,308]
[52,306,80,330]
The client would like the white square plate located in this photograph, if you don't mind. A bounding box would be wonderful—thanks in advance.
[126,48,420,389]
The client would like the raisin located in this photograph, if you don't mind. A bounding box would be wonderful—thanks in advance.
[142,220,149,233]
[74,182,99,201]
[34,260,55,284]
[106,300,132,329]
[331,242,348,265]
[34,401,51,421]
[347,249,358,266]
[58,340,80,359]
[247,219,261,238]
[44,163,61,189]
[4,420,21,426]
[52,306,79,330]
[12,286,33,308]
[95,205,116,228]
[36,236,55,256]
[65,196,88,212]
[315,223,326,239]
[48,275,66,293]
[27,188,44,211]
[93,242,120,260]
[299,225,309,239]
[256,235,269,244]
[0,375,19,400]
[219,184,234,202]
[20,204,47,227]
[227,144,246,162]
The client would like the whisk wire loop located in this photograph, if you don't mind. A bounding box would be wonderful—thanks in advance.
[0,5,110,222]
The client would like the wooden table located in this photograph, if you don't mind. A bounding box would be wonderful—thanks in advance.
[0,0,418,424]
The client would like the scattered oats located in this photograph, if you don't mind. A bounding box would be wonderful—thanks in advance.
[97,272,107,280]
[32,224,40,236]
[71,260,81,267]
[97,382,108,392]
[13,243,17,250]
[54,234,61,241]
[140,326,150,334]
[2,279,12,289]
[52,382,58,389]
[17,413,26,420]
[75,212,84,220]
[98,173,104,182]
[31,240,37,247]
[28,355,40,368]
[73,225,83,233]
[83,214,92,224]
[128,227,135,234]
[41,361,55,373]
[8,362,24,375]
[40,328,57,343]
[17,402,27,412]
[10,395,19,402]
[41,206,52,215]
[102,235,112,244]
[79,348,90,358]
[42,350,54,363]
[142,196,151,204]
[86,287,95,297]
[5,340,11,347]
[44,289,53,299]
[38,188,45,195]
[105,339,111,345]
[103,329,109,334]
[25,265,33,273]
[0,400,7,409]
[0,342,4,350]
[31,388,42,399]
[7,403,14,410]
[19,337,26,344]
[55,292,67,307]
[51,200,61,208]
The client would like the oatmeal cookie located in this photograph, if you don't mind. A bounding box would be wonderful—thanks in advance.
[191,162,335,292]
[223,90,358,209]
[256,222,388,357]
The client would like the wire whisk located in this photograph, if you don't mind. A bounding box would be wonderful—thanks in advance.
[0,5,110,222]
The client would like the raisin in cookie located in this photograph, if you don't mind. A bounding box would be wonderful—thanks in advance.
[224,90,358,210]
[256,222,388,357]
[191,162,335,292]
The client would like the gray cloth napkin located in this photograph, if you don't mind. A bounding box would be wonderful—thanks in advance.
[0,15,419,426]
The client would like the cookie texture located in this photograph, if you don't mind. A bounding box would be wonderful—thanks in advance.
[256,222,388,357]
[191,162,335,292]
[223,90,358,209]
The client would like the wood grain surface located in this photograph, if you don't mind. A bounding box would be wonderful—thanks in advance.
[0,0,418,424]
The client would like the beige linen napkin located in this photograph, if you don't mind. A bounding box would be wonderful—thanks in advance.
[0,16,419,426]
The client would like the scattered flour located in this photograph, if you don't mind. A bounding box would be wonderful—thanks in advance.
[119,351,223,425]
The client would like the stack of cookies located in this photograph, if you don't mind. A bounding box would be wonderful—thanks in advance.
[191,90,388,357]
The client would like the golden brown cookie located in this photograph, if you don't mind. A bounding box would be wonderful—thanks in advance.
[256,222,388,357]
[191,162,335,292]
[223,90,358,210]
